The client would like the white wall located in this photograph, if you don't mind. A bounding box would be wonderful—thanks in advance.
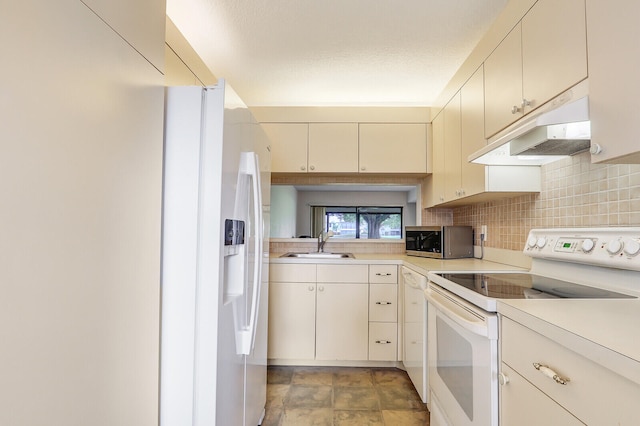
[271,185,298,238]
[0,1,165,425]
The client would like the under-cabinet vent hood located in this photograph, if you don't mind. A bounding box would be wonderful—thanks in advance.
[469,80,591,166]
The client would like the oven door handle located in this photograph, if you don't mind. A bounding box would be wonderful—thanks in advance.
[426,286,491,338]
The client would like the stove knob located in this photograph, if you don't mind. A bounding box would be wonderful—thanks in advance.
[527,236,537,248]
[606,239,623,255]
[623,239,640,257]
[536,237,547,249]
[581,239,595,253]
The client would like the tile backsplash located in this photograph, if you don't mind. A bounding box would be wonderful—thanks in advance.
[424,152,640,251]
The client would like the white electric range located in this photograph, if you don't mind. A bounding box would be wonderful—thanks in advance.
[424,227,640,426]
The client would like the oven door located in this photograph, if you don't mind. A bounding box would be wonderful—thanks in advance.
[425,283,498,426]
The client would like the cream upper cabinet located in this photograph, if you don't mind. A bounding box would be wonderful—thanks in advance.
[429,112,446,206]
[484,24,523,138]
[586,0,640,163]
[358,124,427,173]
[521,0,587,115]
[262,123,309,173]
[484,0,587,138]
[308,123,359,173]
[460,65,487,198]
[443,91,462,202]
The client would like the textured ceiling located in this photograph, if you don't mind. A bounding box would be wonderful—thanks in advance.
[167,0,508,107]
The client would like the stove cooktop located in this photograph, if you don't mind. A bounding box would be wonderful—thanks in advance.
[436,272,635,300]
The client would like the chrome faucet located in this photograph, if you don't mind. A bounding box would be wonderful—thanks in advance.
[317,230,334,252]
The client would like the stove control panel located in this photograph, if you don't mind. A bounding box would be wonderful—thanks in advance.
[524,228,640,271]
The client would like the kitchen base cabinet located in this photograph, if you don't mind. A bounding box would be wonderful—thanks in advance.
[500,363,583,426]
[268,282,316,360]
[500,316,640,425]
[316,283,368,361]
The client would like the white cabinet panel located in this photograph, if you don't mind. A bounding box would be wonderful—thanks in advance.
[270,263,316,283]
[316,283,369,361]
[358,124,427,173]
[262,123,309,172]
[586,0,640,163]
[484,24,523,138]
[268,283,316,360]
[369,264,398,284]
[308,123,359,173]
[317,264,368,283]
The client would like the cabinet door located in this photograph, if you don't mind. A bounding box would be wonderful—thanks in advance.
[443,92,462,202]
[460,65,487,198]
[484,24,523,138]
[586,0,640,163]
[500,363,583,426]
[429,112,446,205]
[358,124,427,173]
[268,283,316,360]
[308,123,359,172]
[316,283,368,360]
[262,123,309,173]
[522,0,587,115]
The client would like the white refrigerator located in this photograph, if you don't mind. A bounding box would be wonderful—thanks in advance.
[160,80,271,426]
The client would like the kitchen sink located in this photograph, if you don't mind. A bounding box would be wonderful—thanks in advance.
[280,252,355,259]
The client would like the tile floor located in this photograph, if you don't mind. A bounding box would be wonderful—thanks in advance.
[263,366,430,426]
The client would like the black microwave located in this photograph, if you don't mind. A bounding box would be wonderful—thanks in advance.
[405,226,473,259]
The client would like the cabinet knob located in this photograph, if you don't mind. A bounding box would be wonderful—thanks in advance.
[521,98,532,108]
[498,372,510,386]
[511,105,521,114]
[308,286,314,291]
[318,285,324,292]
[590,143,602,155]
[300,165,306,171]
[361,166,366,171]
[309,165,315,171]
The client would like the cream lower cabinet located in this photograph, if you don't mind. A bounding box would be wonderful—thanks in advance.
[500,316,640,425]
[269,263,369,361]
[368,265,398,361]
[268,264,316,359]
[316,283,368,360]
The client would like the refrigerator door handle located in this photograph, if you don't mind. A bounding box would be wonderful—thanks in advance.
[235,152,263,355]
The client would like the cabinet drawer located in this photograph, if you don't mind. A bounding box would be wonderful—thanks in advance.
[369,322,397,361]
[270,263,316,282]
[369,284,397,322]
[502,317,640,425]
[500,363,583,426]
[369,264,397,283]
[317,264,368,283]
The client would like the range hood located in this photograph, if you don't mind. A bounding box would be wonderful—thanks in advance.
[469,80,591,166]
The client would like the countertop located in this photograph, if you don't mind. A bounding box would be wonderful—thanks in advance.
[270,252,525,275]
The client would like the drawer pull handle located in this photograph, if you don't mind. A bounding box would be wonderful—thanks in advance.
[375,340,391,344]
[375,273,392,276]
[533,363,570,385]
[375,301,392,305]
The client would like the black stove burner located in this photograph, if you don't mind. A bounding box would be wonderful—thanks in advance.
[437,273,634,300]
